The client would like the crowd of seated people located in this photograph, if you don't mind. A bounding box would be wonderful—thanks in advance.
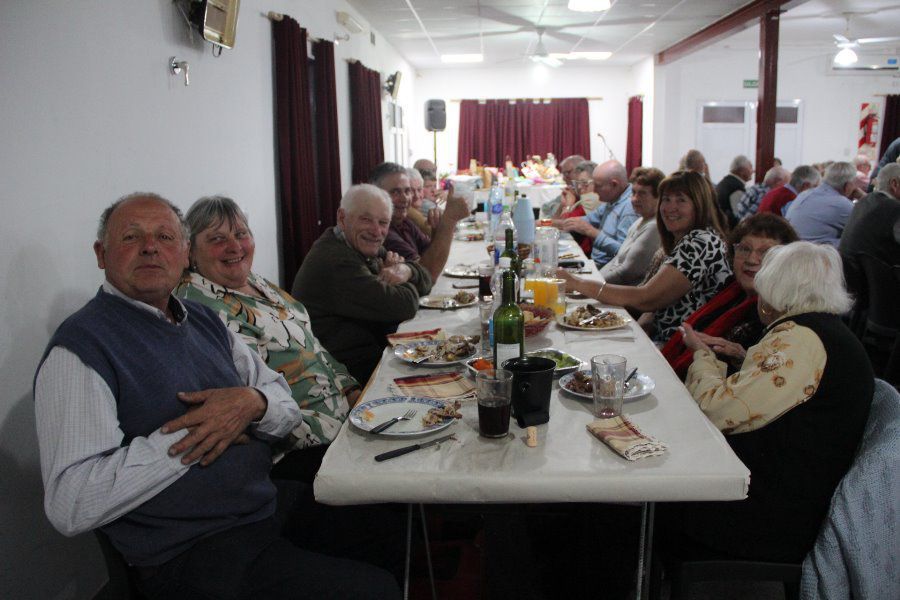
[33,141,900,599]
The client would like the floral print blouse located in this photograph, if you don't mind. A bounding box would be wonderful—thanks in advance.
[176,271,359,448]
[685,319,827,434]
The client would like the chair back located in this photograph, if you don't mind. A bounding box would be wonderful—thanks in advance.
[800,379,900,600]
[858,253,900,334]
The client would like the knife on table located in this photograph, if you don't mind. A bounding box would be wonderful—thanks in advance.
[375,434,456,462]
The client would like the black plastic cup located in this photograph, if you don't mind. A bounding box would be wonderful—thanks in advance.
[501,356,556,427]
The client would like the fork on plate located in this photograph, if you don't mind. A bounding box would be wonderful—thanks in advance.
[370,408,417,434]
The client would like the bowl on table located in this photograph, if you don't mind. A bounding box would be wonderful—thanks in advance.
[518,303,554,337]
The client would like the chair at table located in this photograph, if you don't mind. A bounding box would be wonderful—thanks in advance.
[857,253,900,382]
[650,379,900,600]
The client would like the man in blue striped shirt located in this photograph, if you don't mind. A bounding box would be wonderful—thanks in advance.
[557,160,638,268]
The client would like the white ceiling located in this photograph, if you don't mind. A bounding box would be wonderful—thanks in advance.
[345,0,900,68]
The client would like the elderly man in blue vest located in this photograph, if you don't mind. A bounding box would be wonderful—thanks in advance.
[34,193,399,599]
[556,159,638,268]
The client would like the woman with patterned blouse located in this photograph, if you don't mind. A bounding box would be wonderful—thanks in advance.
[175,196,361,465]
[662,241,873,562]
[559,170,732,342]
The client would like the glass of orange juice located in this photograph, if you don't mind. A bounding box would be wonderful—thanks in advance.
[550,279,566,315]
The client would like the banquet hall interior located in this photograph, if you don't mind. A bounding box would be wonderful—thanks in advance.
[2,0,899,598]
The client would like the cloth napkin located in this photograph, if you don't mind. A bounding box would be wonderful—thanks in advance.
[386,328,445,347]
[390,371,475,401]
[586,415,667,461]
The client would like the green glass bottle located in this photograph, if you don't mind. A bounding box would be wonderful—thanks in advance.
[500,227,521,277]
[492,267,524,369]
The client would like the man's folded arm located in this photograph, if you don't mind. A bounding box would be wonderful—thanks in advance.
[35,347,191,536]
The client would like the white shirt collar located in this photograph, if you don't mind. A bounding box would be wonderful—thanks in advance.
[101,281,187,324]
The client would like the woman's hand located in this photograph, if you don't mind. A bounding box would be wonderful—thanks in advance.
[680,323,712,354]
[695,331,747,360]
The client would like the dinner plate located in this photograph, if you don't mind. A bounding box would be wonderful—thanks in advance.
[395,340,476,367]
[555,312,632,331]
[558,370,656,401]
[419,294,478,309]
[349,396,457,437]
[442,264,480,278]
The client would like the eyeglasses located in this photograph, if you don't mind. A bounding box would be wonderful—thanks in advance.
[733,243,775,260]
[575,180,593,189]
[388,187,412,198]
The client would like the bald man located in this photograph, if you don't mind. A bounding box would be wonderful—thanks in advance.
[556,160,638,268]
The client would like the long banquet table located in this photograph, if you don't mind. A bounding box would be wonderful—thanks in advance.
[315,232,749,507]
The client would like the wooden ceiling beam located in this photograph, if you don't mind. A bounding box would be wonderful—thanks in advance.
[655,0,809,66]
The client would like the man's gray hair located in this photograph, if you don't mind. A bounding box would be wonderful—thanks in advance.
[789,165,821,190]
[368,162,407,188]
[853,154,870,169]
[574,160,598,177]
[763,166,790,187]
[406,168,423,185]
[876,163,900,194]
[730,155,752,173]
[97,192,188,245]
[754,241,853,315]
[184,196,250,246]
[340,184,393,216]
[823,161,857,191]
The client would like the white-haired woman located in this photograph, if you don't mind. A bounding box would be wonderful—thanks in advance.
[664,241,873,562]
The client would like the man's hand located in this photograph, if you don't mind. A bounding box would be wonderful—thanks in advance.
[427,207,442,230]
[346,388,362,408]
[694,331,747,360]
[161,387,267,466]
[561,187,577,208]
[378,263,413,285]
[383,251,405,268]
[559,217,598,238]
[680,323,712,354]
[440,195,470,226]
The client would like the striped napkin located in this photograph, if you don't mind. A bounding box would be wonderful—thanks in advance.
[390,371,475,401]
[586,415,667,461]
[386,328,445,347]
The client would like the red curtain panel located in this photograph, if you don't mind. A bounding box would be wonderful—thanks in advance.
[313,39,341,230]
[879,94,900,160]
[625,96,644,175]
[349,62,385,183]
[457,98,590,168]
[273,17,317,288]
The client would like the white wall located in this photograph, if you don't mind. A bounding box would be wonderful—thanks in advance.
[409,64,638,174]
[0,1,411,598]
[653,30,900,178]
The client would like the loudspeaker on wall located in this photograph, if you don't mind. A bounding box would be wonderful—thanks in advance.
[425,99,446,132]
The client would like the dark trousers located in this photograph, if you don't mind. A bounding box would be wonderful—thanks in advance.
[135,516,400,600]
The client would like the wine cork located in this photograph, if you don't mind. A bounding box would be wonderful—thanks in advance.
[526,426,538,448]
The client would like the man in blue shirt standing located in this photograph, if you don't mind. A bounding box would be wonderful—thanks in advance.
[786,161,857,247]
[556,160,638,268]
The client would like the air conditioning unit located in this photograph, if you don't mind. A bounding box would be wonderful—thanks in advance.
[830,53,898,73]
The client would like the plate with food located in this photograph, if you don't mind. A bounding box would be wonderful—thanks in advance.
[556,304,631,331]
[395,337,478,366]
[443,264,480,278]
[420,291,478,309]
[558,370,656,401]
[349,396,462,437]
[465,349,582,378]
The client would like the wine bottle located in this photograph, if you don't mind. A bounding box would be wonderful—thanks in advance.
[492,267,524,370]
[500,227,521,277]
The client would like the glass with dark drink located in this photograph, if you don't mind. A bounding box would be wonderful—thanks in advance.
[478,264,494,300]
[476,369,512,438]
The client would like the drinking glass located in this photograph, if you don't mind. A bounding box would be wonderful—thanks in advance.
[479,298,494,355]
[478,264,494,301]
[591,354,627,418]
[476,369,513,438]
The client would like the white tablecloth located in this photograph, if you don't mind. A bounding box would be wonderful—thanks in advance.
[314,235,750,506]
[516,182,565,212]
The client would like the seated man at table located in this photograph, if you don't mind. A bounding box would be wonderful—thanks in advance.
[555,159,638,268]
[757,164,820,216]
[371,161,469,282]
[34,193,399,600]
[785,161,857,247]
[292,184,432,385]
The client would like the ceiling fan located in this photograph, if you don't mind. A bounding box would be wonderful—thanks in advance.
[529,28,563,67]
[832,15,900,65]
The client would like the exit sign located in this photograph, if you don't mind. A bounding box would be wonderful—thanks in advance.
[743,79,759,88]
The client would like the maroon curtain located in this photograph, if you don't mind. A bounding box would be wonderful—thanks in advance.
[879,94,900,159]
[625,96,643,175]
[457,98,589,168]
[273,17,317,288]
[457,98,590,167]
[349,62,384,183]
[313,39,341,230]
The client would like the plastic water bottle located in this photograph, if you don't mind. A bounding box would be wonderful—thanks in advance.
[493,211,517,265]
[488,182,503,242]
[512,193,535,246]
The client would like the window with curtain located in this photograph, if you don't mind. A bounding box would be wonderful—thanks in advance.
[349,61,385,184]
[457,98,590,169]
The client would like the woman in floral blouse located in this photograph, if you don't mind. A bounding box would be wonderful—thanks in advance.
[661,241,873,562]
[559,170,731,342]
[175,196,360,477]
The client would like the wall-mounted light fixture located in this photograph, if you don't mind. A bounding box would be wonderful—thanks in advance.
[336,11,364,34]
[170,57,190,86]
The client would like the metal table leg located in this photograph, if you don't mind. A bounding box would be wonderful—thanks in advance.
[634,502,656,600]
[403,503,437,600]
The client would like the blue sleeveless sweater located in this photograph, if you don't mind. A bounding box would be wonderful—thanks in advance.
[40,289,277,566]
